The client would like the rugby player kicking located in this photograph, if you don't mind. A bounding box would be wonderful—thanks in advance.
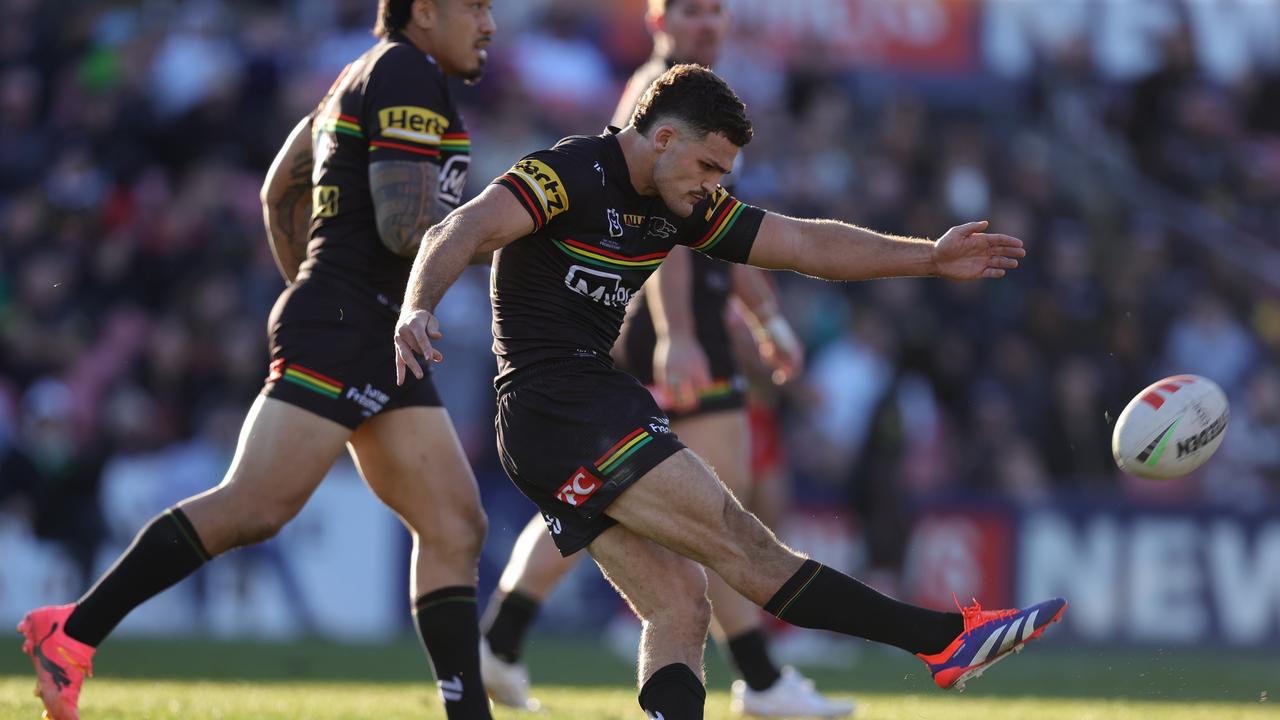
[20,2,497,718]
[395,65,1067,720]
[478,1,851,716]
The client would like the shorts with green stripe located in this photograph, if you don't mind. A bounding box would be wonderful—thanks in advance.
[262,274,442,429]
[496,357,686,556]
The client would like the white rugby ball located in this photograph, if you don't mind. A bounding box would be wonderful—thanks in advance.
[1112,374,1229,479]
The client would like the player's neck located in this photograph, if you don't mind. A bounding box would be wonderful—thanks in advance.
[615,127,659,197]
[397,25,436,63]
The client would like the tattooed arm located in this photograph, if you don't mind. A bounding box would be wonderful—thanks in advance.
[261,114,315,284]
[369,161,451,258]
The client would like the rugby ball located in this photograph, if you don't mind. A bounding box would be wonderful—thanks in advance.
[1112,374,1229,479]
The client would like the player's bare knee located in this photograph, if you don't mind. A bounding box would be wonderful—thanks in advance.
[416,503,487,562]
[680,582,712,633]
[655,581,711,639]
[248,489,314,544]
[652,559,710,627]
[231,508,290,547]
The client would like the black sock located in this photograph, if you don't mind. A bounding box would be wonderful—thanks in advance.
[726,629,782,691]
[64,507,211,647]
[481,590,540,663]
[638,663,705,720]
[764,560,963,656]
[413,586,491,719]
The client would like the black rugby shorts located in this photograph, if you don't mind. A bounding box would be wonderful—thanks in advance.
[496,357,686,555]
[261,276,441,429]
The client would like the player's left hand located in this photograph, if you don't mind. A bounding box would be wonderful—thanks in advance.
[932,220,1026,280]
[394,308,443,385]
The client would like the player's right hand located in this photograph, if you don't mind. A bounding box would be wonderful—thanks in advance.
[654,334,712,413]
[394,308,443,385]
[756,315,804,385]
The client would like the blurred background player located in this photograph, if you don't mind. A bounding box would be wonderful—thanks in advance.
[17,2,496,719]
[478,2,853,716]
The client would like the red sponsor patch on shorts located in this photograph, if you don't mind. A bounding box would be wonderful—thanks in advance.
[556,467,602,507]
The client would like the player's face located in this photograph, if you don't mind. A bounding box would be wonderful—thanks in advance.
[428,0,495,83]
[651,127,738,217]
[658,0,729,67]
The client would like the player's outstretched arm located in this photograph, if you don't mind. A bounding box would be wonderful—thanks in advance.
[746,213,1025,282]
[260,114,314,283]
[394,185,533,384]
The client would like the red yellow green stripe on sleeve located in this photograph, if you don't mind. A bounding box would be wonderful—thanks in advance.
[440,133,470,153]
[369,140,441,158]
[552,238,668,269]
[497,173,548,230]
[319,114,363,139]
[690,198,746,253]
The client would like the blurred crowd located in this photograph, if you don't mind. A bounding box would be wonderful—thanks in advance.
[1,0,1278,589]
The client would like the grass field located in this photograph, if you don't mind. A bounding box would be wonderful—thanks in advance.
[2,634,1274,719]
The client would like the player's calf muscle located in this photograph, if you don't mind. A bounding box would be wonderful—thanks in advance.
[713,501,805,603]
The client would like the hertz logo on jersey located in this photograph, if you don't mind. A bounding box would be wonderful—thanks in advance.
[378,105,449,145]
[502,158,570,228]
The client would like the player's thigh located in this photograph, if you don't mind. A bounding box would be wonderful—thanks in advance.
[671,409,750,501]
[182,396,350,544]
[603,449,740,566]
[347,405,486,537]
[604,449,799,604]
[587,523,708,622]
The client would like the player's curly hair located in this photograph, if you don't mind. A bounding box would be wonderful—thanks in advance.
[631,64,753,147]
[373,0,413,37]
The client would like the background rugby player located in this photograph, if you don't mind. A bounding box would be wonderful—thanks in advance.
[19,2,496,719]
[394,65,1065,720]
[477,1,852,716]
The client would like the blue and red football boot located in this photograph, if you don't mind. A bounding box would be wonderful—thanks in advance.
[917,596,1067,691]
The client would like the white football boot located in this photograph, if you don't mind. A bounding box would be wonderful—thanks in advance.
[730,666,856,718]
[479,638,540,711]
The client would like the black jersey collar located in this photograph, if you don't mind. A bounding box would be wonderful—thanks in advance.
[386,30,437,64]
[602,126,646,199]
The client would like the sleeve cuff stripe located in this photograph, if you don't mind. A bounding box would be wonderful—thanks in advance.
[498,176,545,228]
[368,140,441,157]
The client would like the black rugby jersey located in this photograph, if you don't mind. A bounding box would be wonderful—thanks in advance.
[612,56,737,381]
[301,31,470,310]
[490,128,765,384]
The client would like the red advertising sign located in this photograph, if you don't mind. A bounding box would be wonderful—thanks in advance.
[903,509,1014,609]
